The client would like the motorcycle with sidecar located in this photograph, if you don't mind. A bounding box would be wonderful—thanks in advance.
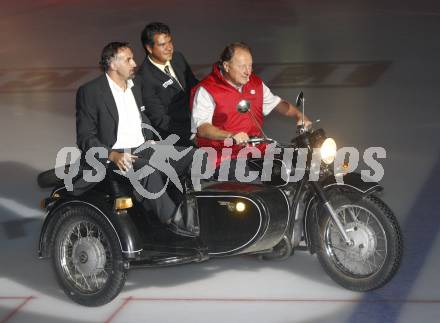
[37,92,402,306]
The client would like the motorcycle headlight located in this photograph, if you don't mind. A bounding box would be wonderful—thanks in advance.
[320,138,337,164]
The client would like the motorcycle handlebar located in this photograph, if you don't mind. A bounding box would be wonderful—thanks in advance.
[232,137,274,145]
[247,137,267,144]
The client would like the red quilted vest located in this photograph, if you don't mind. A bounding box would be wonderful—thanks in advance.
[191,64,266,164]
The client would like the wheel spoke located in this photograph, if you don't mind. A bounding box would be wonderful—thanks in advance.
[363,210,371,227]
[329,221,347,241]
[341,209,347,226]
[347,207,358,223]
[81,272,92,291]
[364,257,379,271]
[75,224,81,239]
[66,235,73,247]
[329,244,348,253]
[375,252,387,265]
[101,269,109,282]
[92,273,99,289]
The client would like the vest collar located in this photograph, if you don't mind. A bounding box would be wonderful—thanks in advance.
[212,63,246,92]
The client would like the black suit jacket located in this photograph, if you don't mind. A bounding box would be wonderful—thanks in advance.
[136,51,198,146]
[73,74,153,194]
[76,74,153,156]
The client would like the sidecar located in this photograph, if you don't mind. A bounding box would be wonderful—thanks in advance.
[37,167,290,306]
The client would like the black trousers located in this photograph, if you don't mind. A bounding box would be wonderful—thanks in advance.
[112,145,195,223]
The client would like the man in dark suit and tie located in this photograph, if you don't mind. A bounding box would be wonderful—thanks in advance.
[75,41,196,236]
[137,22,198,147]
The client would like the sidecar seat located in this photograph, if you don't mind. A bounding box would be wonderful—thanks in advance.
[98,167,154,213]
[97,168,133,198]
[37,166,68,188]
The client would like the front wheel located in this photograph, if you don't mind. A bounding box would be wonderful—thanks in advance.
[51,204,127,306]
[314,192,402,291]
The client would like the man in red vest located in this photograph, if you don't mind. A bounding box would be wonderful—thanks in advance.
[191,42,311,180]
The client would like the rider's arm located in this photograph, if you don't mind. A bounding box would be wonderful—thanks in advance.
[192,87,248,143]
[274,100,311,126]
[198,123,248,144]
[261,82,311,126]
[191,86,215,134]
[197,123,234,140]
[192,87,233,140]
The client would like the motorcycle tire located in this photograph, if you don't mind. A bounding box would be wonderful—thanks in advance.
[314,192,402,291]
[51,204,127,306]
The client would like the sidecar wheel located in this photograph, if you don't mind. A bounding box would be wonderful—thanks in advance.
[51,205,127,306]
[314,193,402,291]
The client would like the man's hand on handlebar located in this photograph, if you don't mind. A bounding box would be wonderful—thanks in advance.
[231,132,250,145]
[296,114,313,131]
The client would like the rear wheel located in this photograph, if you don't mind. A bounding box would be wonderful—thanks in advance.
[314,192,402,291]
[51,204,127,306]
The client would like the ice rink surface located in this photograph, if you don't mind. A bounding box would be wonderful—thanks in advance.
[0,0,439,322]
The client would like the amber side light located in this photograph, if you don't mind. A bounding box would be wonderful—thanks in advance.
[114,197,133,210]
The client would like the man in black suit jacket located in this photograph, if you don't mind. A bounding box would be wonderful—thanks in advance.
[137,22,198,147]
[75,42,196,236]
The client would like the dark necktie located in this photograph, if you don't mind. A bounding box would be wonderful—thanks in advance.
[164,65,183,90]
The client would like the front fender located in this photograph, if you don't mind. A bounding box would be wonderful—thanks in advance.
[320,172,382,195]
[38,192,142,260]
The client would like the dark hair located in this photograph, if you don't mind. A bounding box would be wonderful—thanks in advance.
[140,22,171,50]
[219,42,252,64]
[99,41,131,72]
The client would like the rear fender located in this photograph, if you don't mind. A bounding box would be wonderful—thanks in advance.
[303,172,383,253]
[38,192,142,260]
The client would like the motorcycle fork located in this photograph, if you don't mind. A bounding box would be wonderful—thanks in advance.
[285,179,306,244]
[302,138,353,246]
[310,181,353,246]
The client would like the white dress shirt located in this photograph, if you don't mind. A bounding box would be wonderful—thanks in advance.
[106,74,145,149]
[191,82,282,133]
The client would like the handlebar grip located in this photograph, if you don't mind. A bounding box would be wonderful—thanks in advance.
[229,136,269,145]
[247,137,266,144]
